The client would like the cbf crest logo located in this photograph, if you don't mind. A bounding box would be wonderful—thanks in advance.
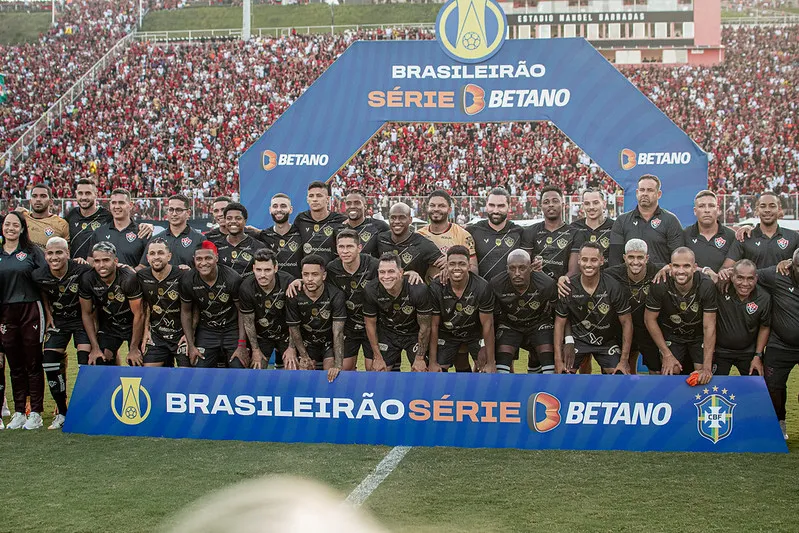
[436,0,507,64]
[694,387,735,444]
[111,377,151,425]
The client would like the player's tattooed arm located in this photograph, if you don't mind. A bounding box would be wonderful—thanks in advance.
[242,312,263,369]
[289,326,312,370]
[328,320,346,382]
[80,296,104,365]
[414,313,431,372]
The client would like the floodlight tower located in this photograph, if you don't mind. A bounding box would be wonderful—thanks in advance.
[243,0,251,42]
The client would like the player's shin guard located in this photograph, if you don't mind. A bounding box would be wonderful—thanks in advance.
[496,352,514,374]
[43,350,68,415]
[538,352,555,374]
[76,350,90,366]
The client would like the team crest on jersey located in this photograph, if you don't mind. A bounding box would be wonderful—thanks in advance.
[115,292,125,302]
[323,227,333,237]
[546,237,553,245]
[600,237,610,249]
[231,251,239,260]
[15,251,27,261]
[242,252,252,262]
[517,299,525,307]
[361,231,372,242]
[320,309,331,320]
[463,305,475,315]
[303,243,313,254]
[313,224,320,233]
[58,285,66,293]
[651,218,661,229]
[714,237,726,249]
[284,240,296,252]
[690,303,699,313]
[556,238,568,250]
[81,223,88,230]
[350,280,358,289]
[125,232,136,243]
[181,237,192,248]
[152,305,163,315]
[208,292,215,300]
[158,288,165,296]
[393,303,401,311]
[598,303,610,315]
[107,292,115,301]
[504,236,515,247]
[455,303,463,312]
[168,290,178,301]
[402,305,414,315]
[587,301,595,311]
[218,293,230,303]
[91,221,101,231]
[495,238,502,246]
[274,299,284,309]
[680,302,688,311]
[401,252,413,265]
[746,302,758,315]
[670,314,682,324]
[530,300,540,310]
[279,239,286,248]
[589,235,597,242]
[44,227,54,237]
[311,308,319,316]
[346,301,356,311]
[778,238,789,250]
[264,299,273,309]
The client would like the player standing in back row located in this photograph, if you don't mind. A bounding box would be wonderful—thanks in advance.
[467,187,524,282]
[294,181,347,264]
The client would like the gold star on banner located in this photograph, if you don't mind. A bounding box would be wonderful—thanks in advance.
[730,394,735,400]
[712,386,719,392]
[722,388,728,395]
[695,394,701,400]
[703,388,710,394]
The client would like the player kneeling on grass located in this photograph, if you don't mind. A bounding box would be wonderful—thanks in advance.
[554,242,633,374]
[644,247,717,383]
[491,249,558,374]
[79,242,145,367]
[285,255,346,382]
[179,241,247,369]
[428,246,497,373]
[239,249,297,369]
[363,253,432,372]
[34,237,93,429]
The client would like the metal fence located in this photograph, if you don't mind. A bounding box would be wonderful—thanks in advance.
[134,22,436,41]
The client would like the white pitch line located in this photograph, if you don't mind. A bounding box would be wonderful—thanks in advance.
[346,446,412,507]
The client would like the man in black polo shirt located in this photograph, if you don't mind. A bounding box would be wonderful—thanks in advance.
[523,185,580,280]
[554,242,633,374]
[756,249,799,440]
[140,195,206,269]
[645,247,717,382]
[285,255,347,382]
[609,174,684,266]
[491,249,558,374]
[89,188,146,268]
[293,181,346,264]
[723,191,799,271]
[713,259,769,376]
[683,190,736,272]
[377,202,442,279]
[428,246,496,373]
[239,249,296,370]
[137,239,186,367]
[33,237,93,428]
[259,193,303,279]
[79,242,145,366]
[343,189,389,257]
[204,196,232,245]
[363,253,432,372]
[179,241,246,369]
[467,187,524,282]
[571,188,615,262]
[326,230,379,369]
[215,202,266,276]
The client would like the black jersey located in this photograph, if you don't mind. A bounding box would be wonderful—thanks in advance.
[0,245,45,304]
[33,260,93,330]
[79,266,143,337]
[726,225,799,269]
[522,222,580,280]
[137,266,185,346]
[645,272,717,344]
[238,270,295,342]
[466,220,524,281]
[429,273,495,341]
[715,285,771,354]
[683,222,736,272]
[346,217,390,257]
[90,220,146,267]
[555,273,631,348]
[216,235,267,276]
[140,225,206,268]
[609,206,684,266]
[65,206,113,260]
[756,268,799,351]
[294,210,347,264]
[179,264,242,333]
[285,283,347,347]
[205,227,260,246]
[362,278,432,338]
[326,254,379,334]
[606,263,662,337]
[258,225,303,279]
[570,217,615,261]
[489,271,557,331]
[376,230,442,277]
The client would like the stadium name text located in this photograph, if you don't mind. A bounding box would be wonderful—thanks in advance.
[164,392,673,427]
[391,62,546,80]
[510,12,647,25]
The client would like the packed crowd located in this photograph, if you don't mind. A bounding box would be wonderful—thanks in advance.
[2,21,797,214]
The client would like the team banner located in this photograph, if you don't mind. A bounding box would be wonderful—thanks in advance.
[63,367,787,453]
[239,0,708,227]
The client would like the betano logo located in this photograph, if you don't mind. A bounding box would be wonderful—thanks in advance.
[527,391,672,431]
[436,0,507,64]
[111,377,151,425]
[527,392,562,433]
[620,148,692,170]
[461,83,486,115]
[262,150,329,171]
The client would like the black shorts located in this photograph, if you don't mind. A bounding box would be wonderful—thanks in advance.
[99,333,129,362]
[631,339,661,372]
[257,337,290,368]
[573,340,621,371]
[344,329,372,360]
[144,341,176,365]
[44,327,89,351]
[194,327,239,368]
[436,337,481,367]
[496,325,554,355]
[306,343,333,369]
[665,340,704,370]
[372,332,419,368]
[713,349,756,376]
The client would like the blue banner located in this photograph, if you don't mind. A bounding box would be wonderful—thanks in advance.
[63,368,787,453]
[239,0,708,227]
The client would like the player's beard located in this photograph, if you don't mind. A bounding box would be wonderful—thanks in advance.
[488,212,507,225]
[271,212,289,224]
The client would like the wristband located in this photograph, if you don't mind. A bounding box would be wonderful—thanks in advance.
[564,336,575,345]
[237,340,247,347]
[754,352,763,359]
